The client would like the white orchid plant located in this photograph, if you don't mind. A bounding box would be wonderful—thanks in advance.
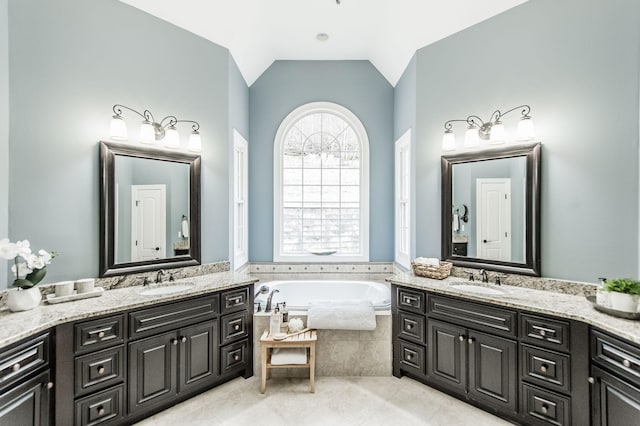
[0,239,57,289]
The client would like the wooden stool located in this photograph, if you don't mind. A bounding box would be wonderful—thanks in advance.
[260,329,317,394]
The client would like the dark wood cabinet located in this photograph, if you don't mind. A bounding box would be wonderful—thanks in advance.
[0,333,52,426]
[179,321,219,393]
[591,365,640,426]
[428,319,466,391]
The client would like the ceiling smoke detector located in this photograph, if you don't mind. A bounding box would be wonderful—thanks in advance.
[316,33,329,41]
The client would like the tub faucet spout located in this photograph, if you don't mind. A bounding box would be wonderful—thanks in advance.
[265,289,280,313]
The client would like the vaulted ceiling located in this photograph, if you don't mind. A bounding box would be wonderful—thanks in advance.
[120,0,528,86]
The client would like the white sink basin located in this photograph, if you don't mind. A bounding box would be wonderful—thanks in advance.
[138,283,194,296]
[450,283,506,296]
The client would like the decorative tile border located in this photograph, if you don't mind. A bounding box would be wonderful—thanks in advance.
[248,262,394,274]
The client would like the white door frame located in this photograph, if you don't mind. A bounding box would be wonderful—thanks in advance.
[476,178,511,261]
[131,184,166,261]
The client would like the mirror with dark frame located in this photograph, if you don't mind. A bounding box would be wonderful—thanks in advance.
[441,142,541,276]
[99,141,201,277]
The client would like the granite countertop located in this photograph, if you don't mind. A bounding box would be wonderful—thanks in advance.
[387,271,640,345]
[0,271,258,349]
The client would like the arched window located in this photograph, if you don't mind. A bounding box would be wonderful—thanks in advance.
[274,102,369,262]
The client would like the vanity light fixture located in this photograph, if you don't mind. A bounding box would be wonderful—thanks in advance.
[442,104,535,152]
[109,104,203,152]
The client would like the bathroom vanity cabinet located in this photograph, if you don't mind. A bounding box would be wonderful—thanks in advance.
[0,332,53,426]
[392,284,590,426]
[54,284,253,426]
[590,329,640,425]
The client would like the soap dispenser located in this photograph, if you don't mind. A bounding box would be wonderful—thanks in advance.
[270,305,281,335]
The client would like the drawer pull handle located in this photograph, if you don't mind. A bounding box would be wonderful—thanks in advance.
[97,331,105,339]
[468,338,475,345]
[539,329,546,337]
[406,354,413,360]
[181,336,187,343]
[588,377,595,384]
[97,406,105,416]
[233,354,241,361]
[42,382,54,390]
[97,366,105,375]
[406,324,413,330]
[231,297,242,305]
[171,339,178,346]
[458,335,465,341]
[540,364,548,373]
[234,324,241,331]
[540,404,549,414]
[12,363,20,372]
[403,296,417,304]
[623,359,631,368]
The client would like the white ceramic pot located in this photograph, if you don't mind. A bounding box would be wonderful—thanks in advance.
[608,291,638,313]
[6,287,42,312]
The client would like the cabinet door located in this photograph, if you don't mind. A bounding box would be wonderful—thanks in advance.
[428,319,466,391]
[128,332,178,414]
[179,320,218,393]
[592,365,640,426]
[468,330,517,411]
[0,370,50,426]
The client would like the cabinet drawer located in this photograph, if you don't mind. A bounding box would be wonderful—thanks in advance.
[75,345,124,396]
[0,332,49,390]
[398,311,425,344]
[221,340,248,374]
[129,295,219,339]
[521,383,570,426]
[591,329,640,388]
[74,384,124,426]
[396,340,425,377]
[521,314,570,352]
[521,344,570,393]
[429,295,517,337]
[396,287,426,314]
[221,311,249,345]
[221,287,249,313]
[74,315,124,354]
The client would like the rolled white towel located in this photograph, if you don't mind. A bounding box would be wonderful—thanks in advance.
[270,348,307,365]
[181,217,190,238]
[413,257,440,267]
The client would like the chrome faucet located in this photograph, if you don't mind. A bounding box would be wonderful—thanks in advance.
[155,269,166,283]
[480,269,489,283]
[265,289,280,312]
[255,285,269,297]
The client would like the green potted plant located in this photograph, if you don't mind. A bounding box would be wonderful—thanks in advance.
[0,238,57,312]
[604,278,640,313]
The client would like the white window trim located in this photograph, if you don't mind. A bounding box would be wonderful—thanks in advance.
[233,129,248,270]
[273,101,370,262]
[395,129,412,269]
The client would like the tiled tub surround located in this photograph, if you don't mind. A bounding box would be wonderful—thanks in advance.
[253,313,392,378]
[387,270,640,344]
[0,269,256,349]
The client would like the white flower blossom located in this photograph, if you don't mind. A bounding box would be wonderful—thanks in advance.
[38,249,53,265]
[11,262,33,277]
[15,240,32,257]
[25,253,46,269]
[0,238,18,260]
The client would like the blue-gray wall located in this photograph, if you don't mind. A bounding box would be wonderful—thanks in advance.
[411,0,640,282]
[248,60,394,262]
[0,0,8,285]
[6,0,238,286]
[228,54,249,269]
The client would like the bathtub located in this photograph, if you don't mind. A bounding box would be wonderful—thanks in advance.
[253,280,391,311]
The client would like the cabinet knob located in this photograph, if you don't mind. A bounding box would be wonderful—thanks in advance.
[97,406,105,416]
[42,382,54,390]
[458,335,465,341]
[540,364,548,373]
[406,324,413,330]
[468,338,475,345]
[97,331,105,338]
[171,339,178,346]
[97,366,105,375]
[539,329,546,337]
[233,354,240,361]
[588,377,595,384]
[406,353,413,360]
[234,324,241,331]
[181,336,187,343]
[12,363,20,372]
[623,359,631,368]
[540,404,548,414]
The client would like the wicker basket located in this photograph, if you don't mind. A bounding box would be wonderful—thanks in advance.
[411,261,452,280]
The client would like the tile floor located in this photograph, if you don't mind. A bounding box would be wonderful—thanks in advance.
[134,376,514,426]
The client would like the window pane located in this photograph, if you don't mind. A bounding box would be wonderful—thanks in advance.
[303,169,321,185]
[283,185,302,203]
[283,169,302,185]
[341,152,360,168]
[322,186,340,203]
[322,168,340,185]
[304,186,321,202]
[341,169,359,186]
[341,186,359,203]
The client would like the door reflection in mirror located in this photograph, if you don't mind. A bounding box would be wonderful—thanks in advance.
[114,156,190,264]
[452,156,526,262]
